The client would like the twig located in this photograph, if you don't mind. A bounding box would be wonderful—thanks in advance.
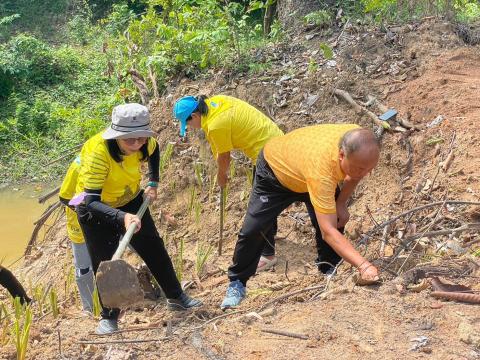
[310,259,344,300]
[366,205,380,226]
[193,309,246,330]
[77,337,171,345]
[38,186,60,204]
[284,260,290,282]
[397,199,447,274]
[166,320,173,337]
[25,202,62,255]
[261,328,309,340]
[379,225,389,257]
[432,223,480,254]
[258,284,325,311]
[57,330,62,358]
[45,150,79,167]
[430,131,456,194]
[332,18,350,48]
[359,200,480,244]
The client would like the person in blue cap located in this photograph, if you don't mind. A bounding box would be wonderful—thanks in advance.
[173,95,283,271]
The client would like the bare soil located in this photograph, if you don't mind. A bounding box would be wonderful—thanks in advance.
[1,18,479,360]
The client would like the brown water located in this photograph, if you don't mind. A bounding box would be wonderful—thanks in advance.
[0,184,55,267]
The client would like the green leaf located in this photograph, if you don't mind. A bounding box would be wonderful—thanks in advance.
[319,43,333,60]
[248,1,265,12]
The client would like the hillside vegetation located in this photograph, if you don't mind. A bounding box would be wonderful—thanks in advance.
[0,0,479,184]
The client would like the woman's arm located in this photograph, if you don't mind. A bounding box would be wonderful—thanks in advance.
[217,151,231,189]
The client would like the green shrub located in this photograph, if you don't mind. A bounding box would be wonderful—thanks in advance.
[304,10,332,27]
[0,35,69,86]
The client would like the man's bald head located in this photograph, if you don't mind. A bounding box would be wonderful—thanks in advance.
[339,128,380,159]
[338,128,380,180]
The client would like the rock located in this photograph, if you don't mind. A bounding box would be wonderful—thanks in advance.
[458,319,480,347]
[430,302,443,309]
[258,307,277,317]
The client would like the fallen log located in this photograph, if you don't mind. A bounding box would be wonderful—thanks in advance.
[333,89,391,130]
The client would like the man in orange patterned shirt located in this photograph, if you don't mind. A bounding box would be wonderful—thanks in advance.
[221,124,381,309]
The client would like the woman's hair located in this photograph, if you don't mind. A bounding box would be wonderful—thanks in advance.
[106,139,148,163]
[194,95,209,116]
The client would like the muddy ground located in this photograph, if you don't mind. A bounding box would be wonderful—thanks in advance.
[1,18,479,360]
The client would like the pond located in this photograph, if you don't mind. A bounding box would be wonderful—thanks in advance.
[0,184,56,267]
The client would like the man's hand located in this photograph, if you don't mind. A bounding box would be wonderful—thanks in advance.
[336,202,350,228]
[358,261,379,282]
[124,213,141,233]
[144,186,158,201]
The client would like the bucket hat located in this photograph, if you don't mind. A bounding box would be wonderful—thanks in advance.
[102,103,156,140]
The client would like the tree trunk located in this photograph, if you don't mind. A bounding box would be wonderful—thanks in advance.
[263,1,277,36]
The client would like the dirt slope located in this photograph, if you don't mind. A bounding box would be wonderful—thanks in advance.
[1,18,479,360]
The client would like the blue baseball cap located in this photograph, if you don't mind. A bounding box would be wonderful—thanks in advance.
[173,96,199,137]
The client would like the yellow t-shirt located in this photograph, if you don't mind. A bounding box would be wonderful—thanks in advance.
[76,132,157,208]
[201,95,283,162]
[59,156,84,243]
[264,124,360,214]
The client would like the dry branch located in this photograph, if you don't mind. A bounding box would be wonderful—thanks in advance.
[405,223,480,242]
[258,284,325,311]
[77,337,171,345]
[359,200,480,244]
[25,202,62,255]
[261,328,309,340]
[333,89,390,129]
[38,186,60,204]
[193,309,246,330]
[45,151,78,166]
[128,68,150,105]
[431,291,480,304]
[373,97,420,130]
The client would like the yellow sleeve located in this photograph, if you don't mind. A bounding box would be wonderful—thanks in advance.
[147,137,157,156]
[59,157,81,199]
[81,144,109,190]
[307,177,337,214]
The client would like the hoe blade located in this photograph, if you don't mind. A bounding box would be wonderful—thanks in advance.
[96,259,144,309]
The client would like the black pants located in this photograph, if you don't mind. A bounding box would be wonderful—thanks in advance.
[77,193,182,320]
[252,166,278,257]
[228,151,344,284]
[0,266,31,305]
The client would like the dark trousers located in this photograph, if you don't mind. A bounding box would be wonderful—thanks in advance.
[228,151,344,284]
[0,266,31,305]
[77,193,182,320]
[252,166,278,257]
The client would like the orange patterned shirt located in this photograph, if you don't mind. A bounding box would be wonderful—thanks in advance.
[264,124,360,214]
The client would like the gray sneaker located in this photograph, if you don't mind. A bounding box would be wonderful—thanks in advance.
[167,293,202,311]
[96,319,118,335]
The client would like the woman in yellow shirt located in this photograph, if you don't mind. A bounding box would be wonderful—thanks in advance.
[72,103,201,334]
[59,156,94,314]
[173,95,283,270]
